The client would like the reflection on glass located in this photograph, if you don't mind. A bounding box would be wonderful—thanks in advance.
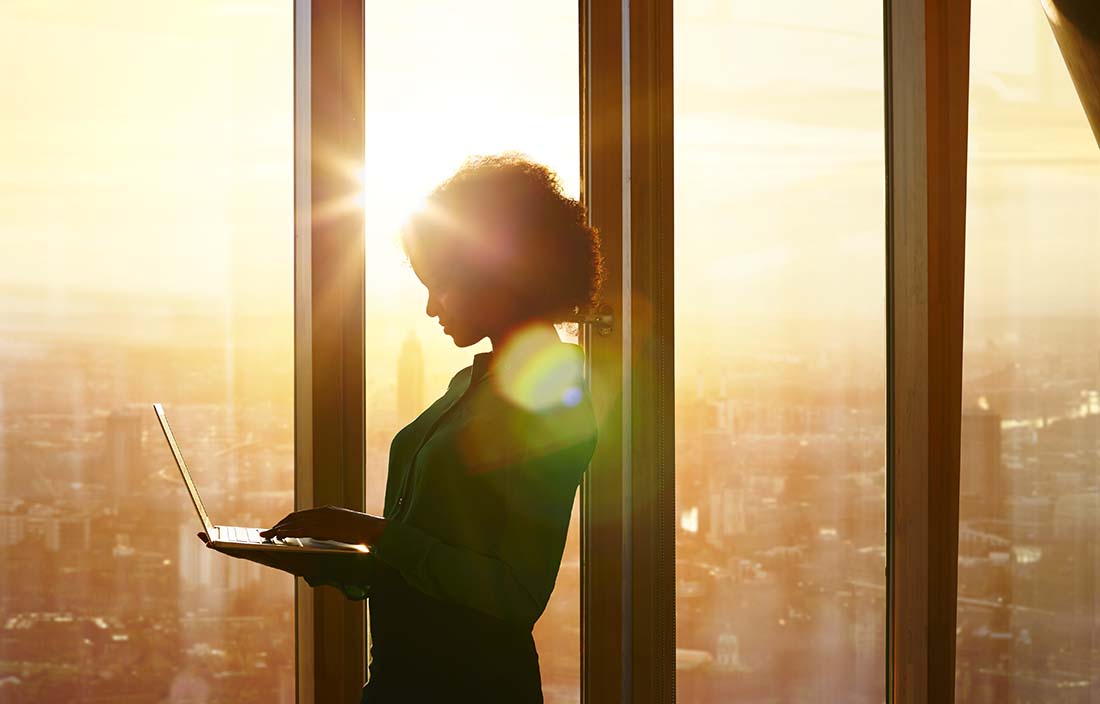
[0,3,294,703]
[674,3,886,701]
[956,1,1100,700]
[362,3,580,700]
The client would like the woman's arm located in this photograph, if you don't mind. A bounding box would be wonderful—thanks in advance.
[370,520,543,628]
[198,530,374,597]
[260,395,597,617]
[236,508,388,600]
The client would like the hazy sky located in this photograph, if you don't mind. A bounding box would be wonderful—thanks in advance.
[0,0,1096,337]
[1,3,290,308]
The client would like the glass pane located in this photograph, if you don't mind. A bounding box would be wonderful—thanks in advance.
[674,3,887,701]
[956,1,1100,700]
[362,3,580,701]
[0,3,294,703]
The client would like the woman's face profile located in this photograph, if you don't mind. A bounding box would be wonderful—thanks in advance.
[412,250,521,348]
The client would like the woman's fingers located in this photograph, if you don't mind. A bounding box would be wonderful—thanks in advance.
[260,506,346,540]
[262,510,312,536]
[266,509,311,532]
[265,526,326,539]
[261,518,290,537]
[262,518,331,540]
[266,506,329,529]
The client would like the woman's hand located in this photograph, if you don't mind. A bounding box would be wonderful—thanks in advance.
[260,505,387,546]
[197,530,357,581]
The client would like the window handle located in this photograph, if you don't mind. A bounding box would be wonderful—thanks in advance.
[571,304,613,336]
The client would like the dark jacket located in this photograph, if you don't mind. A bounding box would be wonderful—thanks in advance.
[310,342,597,702]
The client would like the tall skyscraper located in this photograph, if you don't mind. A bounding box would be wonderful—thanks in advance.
[105,409,144,499]
[397,331,424,422]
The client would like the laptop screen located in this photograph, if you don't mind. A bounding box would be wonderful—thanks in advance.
[153,403,215,536]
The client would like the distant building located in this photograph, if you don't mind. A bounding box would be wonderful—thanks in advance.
[23,506,90,552]
[850,604,883,668]
[0,512,25,547]
[176,523,260,595]
[42,515,91,552]
[707,485,746,547]
[1053,492,1100,624]
[715,632,746,671]
[105,409,144,499]
[960,408,1004,518]
[396,332,424,421]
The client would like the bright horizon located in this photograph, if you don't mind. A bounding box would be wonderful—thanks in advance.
[0,0,1096,320]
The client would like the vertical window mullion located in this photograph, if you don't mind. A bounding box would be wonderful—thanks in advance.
[294,1,366,703]
[884,0,971,702]
[625,0,675,700]
[582,0,674,700]
[581,0,627,700]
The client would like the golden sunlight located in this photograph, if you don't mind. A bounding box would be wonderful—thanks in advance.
[492,323,585,413]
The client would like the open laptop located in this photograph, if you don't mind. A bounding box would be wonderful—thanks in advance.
[153,403,366,555]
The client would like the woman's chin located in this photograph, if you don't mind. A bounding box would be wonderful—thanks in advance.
[447,332,479,348]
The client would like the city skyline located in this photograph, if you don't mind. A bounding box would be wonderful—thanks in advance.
[1,0,1098,702]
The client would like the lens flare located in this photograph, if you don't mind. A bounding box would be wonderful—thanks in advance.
[492,324,584,413]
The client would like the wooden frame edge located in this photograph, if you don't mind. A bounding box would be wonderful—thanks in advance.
[295,1,366,702]
[582,0,675,700]
[581,0,627,701]
[625,0,675,700]
[885,0,970,702]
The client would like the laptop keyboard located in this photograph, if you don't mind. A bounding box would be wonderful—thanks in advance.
[221,526,302,547]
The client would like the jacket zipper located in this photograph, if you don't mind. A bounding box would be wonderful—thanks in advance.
[390,378,474,520]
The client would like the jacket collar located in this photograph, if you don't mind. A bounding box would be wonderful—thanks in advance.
[470,350,494,385]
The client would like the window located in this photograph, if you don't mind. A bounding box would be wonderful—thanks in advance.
[673,2,887,700]
[361,2,581,700]
[956,1,1100,699]
[12,1,1085,700]
[0,3,294,702]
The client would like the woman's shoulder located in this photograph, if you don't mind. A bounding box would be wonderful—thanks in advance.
[476,345,595,451]
[485,341,590,412]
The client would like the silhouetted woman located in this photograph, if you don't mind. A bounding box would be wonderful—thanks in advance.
[260,155,603,702]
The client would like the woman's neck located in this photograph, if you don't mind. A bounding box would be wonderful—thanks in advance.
[488,320,560,355]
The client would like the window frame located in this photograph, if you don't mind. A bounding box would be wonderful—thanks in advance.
[578,0,627,700]
[293,2,367,703]
[883,1,970,702]
[290,0,975,701]
[581,0,675,701]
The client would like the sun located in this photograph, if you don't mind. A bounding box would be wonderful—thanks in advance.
[358,106,579,296]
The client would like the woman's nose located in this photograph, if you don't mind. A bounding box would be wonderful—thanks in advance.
[426,293,441,319]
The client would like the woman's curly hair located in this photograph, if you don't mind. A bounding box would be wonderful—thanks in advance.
[402,154,605,324]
